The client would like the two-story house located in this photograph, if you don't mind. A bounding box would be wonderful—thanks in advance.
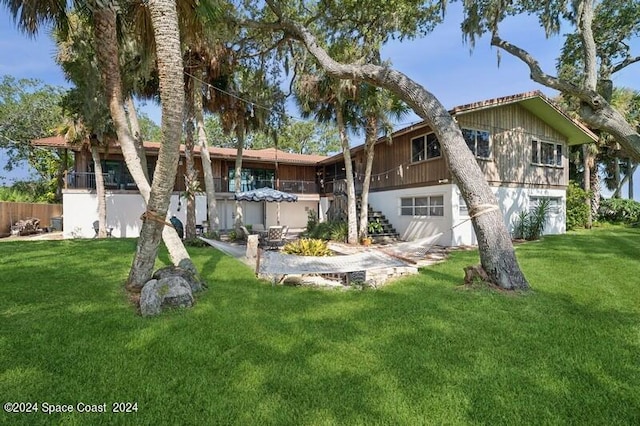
[33,91,597,244]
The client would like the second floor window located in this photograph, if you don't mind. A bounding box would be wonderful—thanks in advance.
[411,133,441,162]
[462,128,491,159]
[531,140,563,167]
[228,168,275,192]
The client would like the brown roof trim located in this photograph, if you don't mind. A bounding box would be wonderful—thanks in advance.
[32,137,328,166]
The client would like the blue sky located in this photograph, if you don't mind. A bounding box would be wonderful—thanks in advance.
[1,4,638,198]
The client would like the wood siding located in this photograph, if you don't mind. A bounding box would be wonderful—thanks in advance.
[351,127,450,192]
[457,104,568,188]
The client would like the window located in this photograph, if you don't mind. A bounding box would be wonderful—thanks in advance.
[458,195,468,216]
[530,196,561,214]
[228,168,275,192]
[531,140,563,167]
[400,195,444,217]
[462,128,491,159]
[411,133,441,162]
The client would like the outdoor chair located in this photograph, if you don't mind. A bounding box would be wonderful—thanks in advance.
[260,225,286,250]
[93,220,113,238]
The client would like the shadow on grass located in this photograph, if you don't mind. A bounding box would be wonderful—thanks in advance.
[1,229,639,424]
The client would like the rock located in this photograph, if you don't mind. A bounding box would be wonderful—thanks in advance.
[139,279,162,317]
[153,265,205,293]
[139,276,194,317]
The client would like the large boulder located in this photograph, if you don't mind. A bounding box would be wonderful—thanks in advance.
[152,265,205,293]
[140,276,194,317]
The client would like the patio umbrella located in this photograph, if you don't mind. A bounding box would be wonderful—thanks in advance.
[234,187,298,225]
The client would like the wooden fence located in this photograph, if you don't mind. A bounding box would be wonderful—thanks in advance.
[0,202,63,234]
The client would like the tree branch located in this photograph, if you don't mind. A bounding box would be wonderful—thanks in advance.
[612,55,640,74]
[490,34,605,109]
[576,0,598,91]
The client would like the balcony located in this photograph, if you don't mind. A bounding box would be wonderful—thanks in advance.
[65,172,316,195]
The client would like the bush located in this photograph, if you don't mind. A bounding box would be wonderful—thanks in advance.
[329,221,348,242]
[566,181,590,230]
[183,237,209,248]
[512,199,551,240]
[283,238,333,256]
[598,198,640,224]
[306,209,318,233]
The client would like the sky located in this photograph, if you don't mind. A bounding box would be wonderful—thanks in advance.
[0,3,638,198]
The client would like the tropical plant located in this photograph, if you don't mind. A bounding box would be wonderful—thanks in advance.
[512,199,551,241]
[367,218,384,234]
[329,221,349,243]
[282,238,333,257]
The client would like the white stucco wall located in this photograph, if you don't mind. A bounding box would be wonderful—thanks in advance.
[62,191,318,238]
[368,185,455,246]
[368,184,567,247]
[62,191,207,238]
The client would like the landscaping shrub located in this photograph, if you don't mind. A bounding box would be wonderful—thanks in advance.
[329,221,348,242]
[566,181,590,230]
[598,198,640,224]
[306,209,318,233]
[183,237,209,248]
[283,238,333,256]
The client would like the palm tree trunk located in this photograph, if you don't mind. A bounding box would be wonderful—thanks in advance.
[92,5,194,285]
[127,0,186,288]
[91,145,107,238]
[336,104,358,244]
[234,121,245,231]
[55,148,68,202]
[194,76,219,231]
[184,115,197,239]
[358,115,377,241]
[125,96,149,181]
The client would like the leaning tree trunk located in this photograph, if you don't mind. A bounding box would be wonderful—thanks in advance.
[278,17,529,289]
[234,121,245,232]
[91,145,107,238]
[336,104,358,245]
[92,5,194,280]
[184,114,197,240]
[125,96,149,181]
[194,75,220,231]
[358,115,377,241]
[126,0,186,288]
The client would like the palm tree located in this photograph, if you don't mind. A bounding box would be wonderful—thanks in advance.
[3,0,198,288]
[295,72,360,244]
[55,13,115,238]
[355,83,409,242]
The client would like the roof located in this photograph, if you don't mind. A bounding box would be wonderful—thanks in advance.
[319,91,598,165]
[31,137,327,166]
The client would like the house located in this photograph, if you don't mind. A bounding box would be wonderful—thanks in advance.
[33,91,597,244]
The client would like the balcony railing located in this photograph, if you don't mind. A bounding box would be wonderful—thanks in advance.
[65,172,315,194]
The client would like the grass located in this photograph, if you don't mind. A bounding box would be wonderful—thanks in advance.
[0,226,639,425]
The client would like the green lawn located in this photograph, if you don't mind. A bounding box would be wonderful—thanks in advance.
[1,227,639,425]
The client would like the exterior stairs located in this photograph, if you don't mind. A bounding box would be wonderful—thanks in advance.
[356,200,400,243]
